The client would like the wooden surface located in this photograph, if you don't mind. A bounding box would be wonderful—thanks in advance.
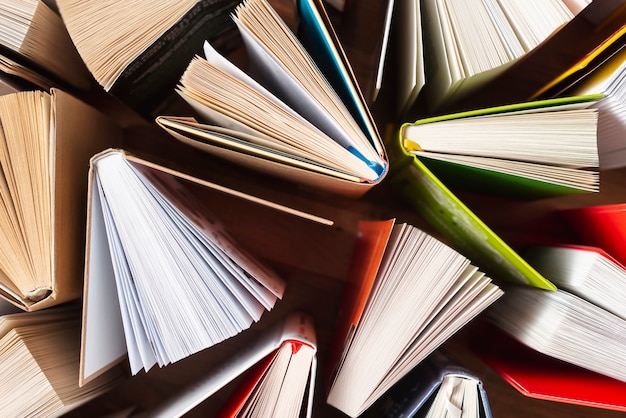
[66,0,626,417]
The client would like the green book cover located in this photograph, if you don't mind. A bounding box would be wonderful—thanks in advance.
[388,125,556,290]
[398,94,603,199]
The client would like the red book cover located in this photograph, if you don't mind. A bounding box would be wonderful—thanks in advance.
[472,322,626,412]
[562,203,626,266]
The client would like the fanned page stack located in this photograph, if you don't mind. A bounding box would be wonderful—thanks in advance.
[473,321,626,413]
[487,285,626,384]
[525,244,626,321]
[81,149,286,385]
[0,88,121,312]
[156,0,387,197]
[326,219,503,417]
[0,305,122,418]
[490,237,626,384]
[56,0,241,116]
[412,0,575,113]
[396,95,601,199]
[0,0,93,91]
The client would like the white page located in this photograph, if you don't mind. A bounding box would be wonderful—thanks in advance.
[234,19,363,155]
[96,175,159,373]
[90,151,285,371]
[81,175,129,383]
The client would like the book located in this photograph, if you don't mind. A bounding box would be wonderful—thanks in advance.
[565,46,626,169]
[562,203,626,267]
[326,219,503,417]
[156,0,388,197]
[81,148,293,384]
[0,305,122,417]
[445,0,626,113]
[0,88,121,312]
[396,95,601,199]
[145,312,317,418]
[0,0,94,91]
[473,322,626,413]
[413,0,576,114]
[56,0,241,117]
[361,350,492,418]
[524,244,626,320]
[393,0,425,118]
[387,124,557,290]
[486,285,626,383]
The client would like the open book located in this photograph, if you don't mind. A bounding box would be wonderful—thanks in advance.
[146,312,317,418]
[448,0,626,113]
[397,95,601,199]
[81,149,290,384]
[474,321,626,413]
[156,0,387,197]
[0,0,93,91]
[326,219,503,417]
[401,0,575,114]
[56,0,241,116]
[362,350,492,418]
[0,88,121,311]
[397,0,625,116]
[487,285,626,384]
[0,304,122,418]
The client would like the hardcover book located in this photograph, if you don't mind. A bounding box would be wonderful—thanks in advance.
[156,0,388,197]
[146,312,317,418]
[397,95,601,199]
[0,88,121,311]
[81,149,287,384]
[326,219,502,417]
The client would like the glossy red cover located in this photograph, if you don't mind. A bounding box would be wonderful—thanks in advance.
[563,203,626,267]
[472,323,626,412]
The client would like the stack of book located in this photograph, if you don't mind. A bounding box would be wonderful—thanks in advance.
[0,0,625,417]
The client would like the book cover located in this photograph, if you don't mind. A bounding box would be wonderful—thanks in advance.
[562,203,626,267]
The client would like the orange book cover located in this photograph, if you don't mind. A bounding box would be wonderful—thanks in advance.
[326,219,395,391]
